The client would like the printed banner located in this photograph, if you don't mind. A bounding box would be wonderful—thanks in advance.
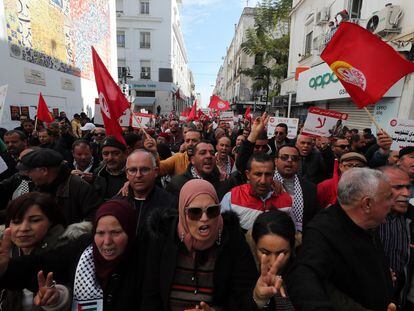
[302,107,348,137]
[388,119,414,150]
[220,110,235,129]
[131,113,152,129]
[267,117,299,139]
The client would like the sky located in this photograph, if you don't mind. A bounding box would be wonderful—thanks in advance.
[180,0,251,107]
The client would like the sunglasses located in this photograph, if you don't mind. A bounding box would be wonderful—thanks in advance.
[275,131,286,136]
[279,154,300,162]
[185,205,221,221]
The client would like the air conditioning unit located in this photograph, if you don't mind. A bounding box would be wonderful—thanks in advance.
[366,4,403,37]
[316,7,330,25]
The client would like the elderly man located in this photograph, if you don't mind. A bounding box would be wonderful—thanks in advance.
[17,148,100,224]
[377,166,413,308]
[296,134,328,184]
[397,146,414,193]
[216,136,233,178]
[1,130,27,180]
[287,168,394,310]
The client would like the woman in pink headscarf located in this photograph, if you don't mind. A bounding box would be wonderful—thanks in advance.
[141,179,284,311]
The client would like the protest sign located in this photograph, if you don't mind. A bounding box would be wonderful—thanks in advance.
[220,111,235,129]
[0,85,8,123]
[131,112,152,129]
[267,117,299,139]
[388,119,414,150]
[302,107,348,138]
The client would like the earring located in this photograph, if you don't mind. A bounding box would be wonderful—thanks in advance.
[181,232,185,242]
[216,229,222,246]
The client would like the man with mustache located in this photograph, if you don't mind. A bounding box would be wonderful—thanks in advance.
[93,137,128,201]
[166,141,225,197]
[377,166,413,308]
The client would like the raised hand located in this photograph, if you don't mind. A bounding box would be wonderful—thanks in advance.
[248,112,269,143]
[33,270,60,306]
[377,131,392,153]
[253,253,285,308]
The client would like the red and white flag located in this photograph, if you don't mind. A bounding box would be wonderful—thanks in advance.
[244,106,252,120]
[92,47,130,144]
[321,22,414,108]
[208,95,230,111]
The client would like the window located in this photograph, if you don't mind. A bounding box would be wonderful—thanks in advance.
[305,31,313,56]
[140,0,149,14]
[116,0,124,13]
[140,32,151,49]
[117,31,125,47]
[140,60,151,79]
[349,0,363,19]
[136,91,155,97]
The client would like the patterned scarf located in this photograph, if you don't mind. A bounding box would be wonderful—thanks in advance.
[216,155,232,176]
[274,171,304,232]
[190,166,203,179]
[72,245,103,310]
[74,158,94,173]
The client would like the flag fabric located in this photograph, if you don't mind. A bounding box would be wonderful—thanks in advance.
[186,100,197,122]
[37,93,54,123]
[208,95,230,111]
[244,106,252,120]
[92,47,130,145]
[321,22,414,108]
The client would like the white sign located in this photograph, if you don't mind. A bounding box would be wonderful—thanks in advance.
[0,85,8,123]
[267,117,299,139]
[93,103,131,126]
[297,62,405,103]
[0,156,8,174]
[24,68,46,86]
[220,111,235,128]
[388,119,414,150]
[302,107,348,138]
[371,98,400,133]
[61,78,75,91]
[131,113,152,129]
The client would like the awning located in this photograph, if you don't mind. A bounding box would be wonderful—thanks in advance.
[133,97,156,107]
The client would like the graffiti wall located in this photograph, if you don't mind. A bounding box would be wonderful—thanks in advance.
[4,0,111,79]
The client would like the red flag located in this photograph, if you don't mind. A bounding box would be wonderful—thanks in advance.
[208,95,230,111]
[186,100,197,122]
[321,22,414,108]
[92,47,130,144]
[244,106,252,120]
[37,93,54,123]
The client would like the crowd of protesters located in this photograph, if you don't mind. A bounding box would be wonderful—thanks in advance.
[0,109,412,311]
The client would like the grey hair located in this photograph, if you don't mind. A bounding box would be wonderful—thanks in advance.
[128,149,157,168]
[337,168,389,206]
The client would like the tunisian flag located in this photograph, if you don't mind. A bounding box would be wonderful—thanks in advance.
[37,93,54,123]
[321,22,414,108]
[186,100,197,122]
[92,47,130,144]
[244,106,252,120]
[208,95,230,111]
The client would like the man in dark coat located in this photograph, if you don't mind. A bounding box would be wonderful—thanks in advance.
[286,168,395,310]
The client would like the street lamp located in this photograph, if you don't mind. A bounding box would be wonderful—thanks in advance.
[122,67,133,84]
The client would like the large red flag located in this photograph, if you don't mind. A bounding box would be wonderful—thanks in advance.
[244,106,252,120]
[92,47,130,144]
[208,95,230,111]
[186,100,197,122]
[37,93,54,123]
[321,22,414,108]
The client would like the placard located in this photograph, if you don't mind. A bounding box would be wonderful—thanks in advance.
[302,107,348,138]
[267,117,299,139]
[220,111,235,129]
[389,119,414,150]
[10,106,20,121]
[131,113,152,129]
[20,106,30,117]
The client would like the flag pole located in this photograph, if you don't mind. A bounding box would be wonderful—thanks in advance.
[130,108,150,138]
[363,106,382,132]
[34,117,38,132]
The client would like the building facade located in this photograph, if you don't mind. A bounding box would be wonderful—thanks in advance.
[213,7,264,114]
[279,0,414,129]
[116,0,194,115]
[0,0,118,130]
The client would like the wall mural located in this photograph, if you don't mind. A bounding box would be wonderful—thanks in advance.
[4,0,111,80]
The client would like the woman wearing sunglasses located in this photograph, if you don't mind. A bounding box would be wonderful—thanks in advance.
[142,179,285,311]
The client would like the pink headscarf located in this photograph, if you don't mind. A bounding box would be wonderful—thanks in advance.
[177,179,224,253]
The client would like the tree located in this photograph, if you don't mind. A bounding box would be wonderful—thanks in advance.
[241,0,292,98]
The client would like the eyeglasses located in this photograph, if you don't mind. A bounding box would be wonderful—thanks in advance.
[275,132,286,136]
[279,154,300,162]
[126,167,152,176]
[335,144,349,149]
[185,205,221,221]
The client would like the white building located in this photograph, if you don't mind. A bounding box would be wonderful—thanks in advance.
[213,7,262,114]
[0,0,118,130]
[280,0,414,130]
[116,0,194,115]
